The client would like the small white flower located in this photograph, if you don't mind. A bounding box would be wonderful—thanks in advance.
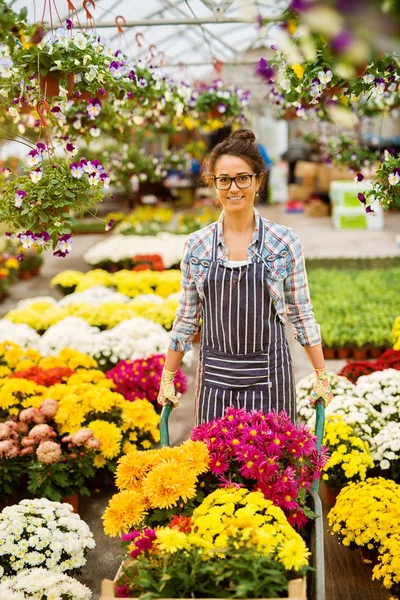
[318,69,332,84]
[362,73,375,84]
[73,31,87,50]
[388,172,400,186]
[30,169,43,183]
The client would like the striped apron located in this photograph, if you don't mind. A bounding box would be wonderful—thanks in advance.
[195,219,296,425]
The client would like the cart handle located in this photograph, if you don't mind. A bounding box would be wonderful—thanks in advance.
[312,398,326,493]
[160,400,173,447]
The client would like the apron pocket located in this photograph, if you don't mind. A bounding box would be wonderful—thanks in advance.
[203,346,272,391]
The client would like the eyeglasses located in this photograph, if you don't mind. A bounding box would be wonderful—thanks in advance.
[213,173,258,190]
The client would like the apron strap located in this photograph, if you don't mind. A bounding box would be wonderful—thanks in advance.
[257,216,265,254]
[211,223,219,262]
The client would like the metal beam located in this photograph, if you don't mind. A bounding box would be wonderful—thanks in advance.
[92,16,283,27]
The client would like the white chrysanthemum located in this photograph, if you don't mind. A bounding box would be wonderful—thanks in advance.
[370,421,400,470]
[0,568,92,599]
[0,499,95,577]
[355,369,400,427]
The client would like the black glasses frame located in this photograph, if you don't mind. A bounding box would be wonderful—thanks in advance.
[213,173,259,190]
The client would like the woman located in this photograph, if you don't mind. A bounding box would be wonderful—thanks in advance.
[158,129,333,424]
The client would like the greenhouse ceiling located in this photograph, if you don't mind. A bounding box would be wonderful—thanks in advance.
[12,0,289,80]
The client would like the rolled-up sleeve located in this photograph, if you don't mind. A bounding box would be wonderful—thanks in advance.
[284,233,321,347]
[169,237,202,353]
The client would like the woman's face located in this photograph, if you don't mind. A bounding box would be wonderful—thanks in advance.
[213,155,261,213]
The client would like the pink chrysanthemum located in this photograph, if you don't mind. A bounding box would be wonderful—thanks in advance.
[106,354,187,405]
[36,440,62,464]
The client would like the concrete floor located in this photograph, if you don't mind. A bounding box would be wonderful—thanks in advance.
[2,205,398,599]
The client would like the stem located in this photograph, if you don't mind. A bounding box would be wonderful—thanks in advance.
[0,135,35,150]
[85,210,106,222]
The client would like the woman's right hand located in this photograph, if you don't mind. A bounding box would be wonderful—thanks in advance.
[157,367,182,407]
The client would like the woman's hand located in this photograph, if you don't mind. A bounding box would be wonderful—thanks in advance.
[309,367,334,406]
[157,367,182,408]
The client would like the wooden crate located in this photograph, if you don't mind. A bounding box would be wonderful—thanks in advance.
[100,569,307,600]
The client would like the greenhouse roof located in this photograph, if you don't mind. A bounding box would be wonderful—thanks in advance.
[14,0,288,81]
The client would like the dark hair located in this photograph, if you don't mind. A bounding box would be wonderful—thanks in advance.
[202,129,267,188]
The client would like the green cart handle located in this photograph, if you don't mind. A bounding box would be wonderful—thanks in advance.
[160,400,173,447]
[312,398,326,493]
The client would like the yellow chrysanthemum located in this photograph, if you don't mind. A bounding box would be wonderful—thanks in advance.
[120,399,159,432]
[142,460,197,509]
[179,440,210,475]
[156,528,190,553]
[102,490,148,536]
[277,538,311,571]
[89,420,122,459]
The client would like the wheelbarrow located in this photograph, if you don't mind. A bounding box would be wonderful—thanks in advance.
[160,399,326,600]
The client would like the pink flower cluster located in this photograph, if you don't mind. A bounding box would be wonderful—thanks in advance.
[121,528,157,558]
[62,428,100,450]
[106,354,188,404]
[191,407,328,528]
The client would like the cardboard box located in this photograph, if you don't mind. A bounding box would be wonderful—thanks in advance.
[288,184,313,202]
[305,200,330,217]
[295,161,318,186]
[317,164,353,192]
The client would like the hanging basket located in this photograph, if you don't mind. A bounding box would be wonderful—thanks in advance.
[70,89,109,101]
[39,72,74,97]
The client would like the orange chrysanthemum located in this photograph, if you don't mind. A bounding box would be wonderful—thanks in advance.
[142,460,197,509]
[102,489,148,536]
[115,450,159,490]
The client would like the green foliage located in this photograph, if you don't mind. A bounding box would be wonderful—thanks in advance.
[0,457,25,500]
[26,451,97,501]
[121,540,304,599]
[326,134,380,172]
[308,267,400,348]
[366,152,400,210]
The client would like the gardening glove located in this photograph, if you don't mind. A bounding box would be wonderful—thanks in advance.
[157,367,182,408]
[309,367,334,407]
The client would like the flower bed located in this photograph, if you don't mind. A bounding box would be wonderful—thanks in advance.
[338,349,400,383]
[50,269,182,297]
[0,342,160,501]
[110,206,174,236]
[4,295,179,332]
[308,267,400,354]
[0,317,193,370]
[83,233,187,271]
[328,478,400,599]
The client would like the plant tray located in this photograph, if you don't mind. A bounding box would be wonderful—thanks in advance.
[100,563,307,600]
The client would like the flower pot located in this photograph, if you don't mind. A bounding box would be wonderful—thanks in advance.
[353,347,368,360]
[320,481,341,507]
[368,346,382,359]
[360,546,379,567]
[31,267,41,277]
[62,493,79,514]
[337,346,351,360]
[19,270,33,281]
[39,72,74,97]
[284,106,298,120]
[323,346,337,360]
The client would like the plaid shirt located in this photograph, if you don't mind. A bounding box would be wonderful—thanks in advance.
[169,208,321,352]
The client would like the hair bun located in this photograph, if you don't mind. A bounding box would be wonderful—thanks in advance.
[230,129,256,143]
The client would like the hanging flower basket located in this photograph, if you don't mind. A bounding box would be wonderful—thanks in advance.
[39,71,74,97]
[0,141,110,257]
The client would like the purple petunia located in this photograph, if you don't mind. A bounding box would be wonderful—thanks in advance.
[256,58,275,82]
[53,234,73,258]
[14,189,27,209]
[109,60,126,79]
[34,231,51,247]
[357,192,366,204]
[65,142,78,157]
[105,219,114,231]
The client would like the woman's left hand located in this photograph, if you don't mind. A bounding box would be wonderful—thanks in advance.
[309,367,334,406]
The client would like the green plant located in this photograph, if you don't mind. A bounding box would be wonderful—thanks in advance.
[121,541,302,599]
[358,151,400,211]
